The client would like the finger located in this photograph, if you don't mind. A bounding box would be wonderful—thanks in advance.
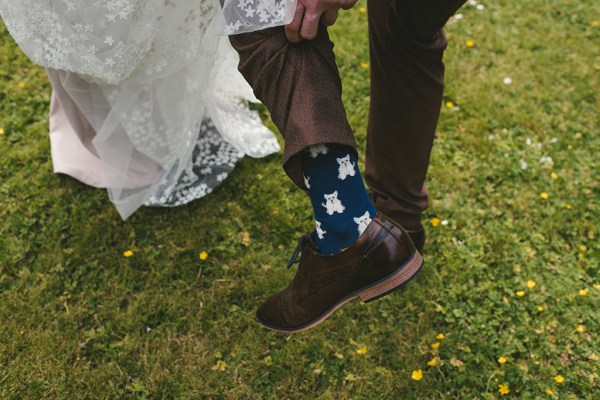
[341,0,358,10]
[299,11,322,40]
[285,3,305,43]
[285,26,302,43]
[321,10,339,26]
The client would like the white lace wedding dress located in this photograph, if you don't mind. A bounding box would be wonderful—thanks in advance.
[0,0,297,219]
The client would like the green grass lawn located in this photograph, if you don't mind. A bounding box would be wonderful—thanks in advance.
[1,0,598,398]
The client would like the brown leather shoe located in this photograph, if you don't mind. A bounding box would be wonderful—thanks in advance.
[407,229,425,254]
[367,191,425,253]
[257,212,424,333]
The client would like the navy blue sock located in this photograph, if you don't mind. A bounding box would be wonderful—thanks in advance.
[302,144,377,255]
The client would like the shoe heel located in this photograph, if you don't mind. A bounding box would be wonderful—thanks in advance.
[358,251,424,303]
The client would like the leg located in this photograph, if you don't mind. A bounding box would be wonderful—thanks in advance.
[230,27,422,333]
[230,27,377,255]
[229,26,357,189]
[365,0,466,231]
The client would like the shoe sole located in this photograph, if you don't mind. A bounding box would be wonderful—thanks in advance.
[258,250,424,333]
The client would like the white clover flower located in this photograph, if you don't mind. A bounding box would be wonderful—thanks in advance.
[503,77,512,85]
[520,160,528,170]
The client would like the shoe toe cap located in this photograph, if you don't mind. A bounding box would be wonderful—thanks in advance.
[256,294,289,329]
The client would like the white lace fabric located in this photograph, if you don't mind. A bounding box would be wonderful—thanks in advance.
[221,0,296,34]
[0,0,284,219]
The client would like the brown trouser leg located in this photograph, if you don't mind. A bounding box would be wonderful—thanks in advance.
[365,0,466,230]
[229,27,357,189]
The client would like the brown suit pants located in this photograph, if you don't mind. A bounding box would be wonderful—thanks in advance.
[229,0,466,231]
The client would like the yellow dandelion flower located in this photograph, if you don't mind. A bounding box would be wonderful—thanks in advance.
[465,40,475,47]
[17,82,26,88]
[579,245,587,252]
[427,358,438,367]
[445,101,454,108]
[516,290,525,297]
[498,356,508,364]
[356,345,368,355]
[359,6,366,13]
[431,218,441,227]
[240,231,251,246]
[199,251,208,261]
[498,383,509,395]
[450,358,464,367]
[527,280,537,289]
[436,333,445,340]
[576,325,585,333]
[545,389,554,395]
[431,342,441,349]
[344,373,357,381]
[565,204,572,209]
[211,360,227,371]
[411,369,423,381]
[579,288,588,296]
[540,192,549,200]
[360,62,370,69]
[123,250,134,257]
[537,306,544,312]
[550,172,558,180]
[0,128,4,135]
[554,375,564,384]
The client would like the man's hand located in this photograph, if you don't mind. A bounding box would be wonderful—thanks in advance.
[285,0,358,43]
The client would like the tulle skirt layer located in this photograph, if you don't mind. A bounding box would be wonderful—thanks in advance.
[1,0,285,219]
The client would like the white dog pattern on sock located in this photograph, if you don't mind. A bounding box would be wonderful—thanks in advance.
[303,174,311,189]
[308,144,329,158]
[315,220,327,239]
[353,210,372,235]
[337,154,356,180]
[322,191,345,215]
